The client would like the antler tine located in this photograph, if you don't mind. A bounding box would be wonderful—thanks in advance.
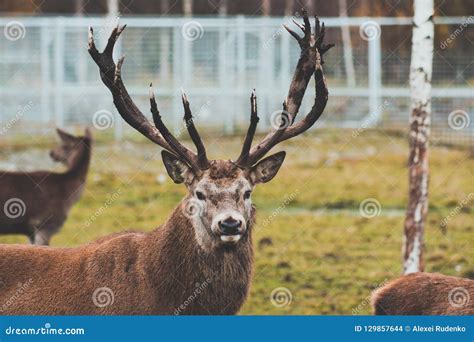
[245,12,333,166]
[283,24,302,42]
[236,90,260,166]
[181,90,210,169]
[89,24,205,170]
[291,18,305,32]
[277,61,328,141]
[149,85,200,170]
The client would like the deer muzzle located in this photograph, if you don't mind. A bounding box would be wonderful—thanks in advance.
[212,212,246,243]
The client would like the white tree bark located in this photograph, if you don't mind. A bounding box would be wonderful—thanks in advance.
[403,0,434,274]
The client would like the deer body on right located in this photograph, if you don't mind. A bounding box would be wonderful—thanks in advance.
[372,272,474,315]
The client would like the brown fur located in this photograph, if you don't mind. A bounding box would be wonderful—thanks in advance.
[372,272,474,315]
[207,161,240,181]
[0,148,285,315]
[0,131,91,245]
[0,204,254,315]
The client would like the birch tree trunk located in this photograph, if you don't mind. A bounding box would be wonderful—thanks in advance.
[403,0,434,274]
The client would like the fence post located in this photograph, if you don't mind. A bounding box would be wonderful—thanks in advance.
[182,26,193,133]
[218,20,234,134]
[172,24,182,132]
[368,33,382,126]
[40,25,51,123]
[258,18,270,130]
[54,18,65,128]
[237,16,246,127]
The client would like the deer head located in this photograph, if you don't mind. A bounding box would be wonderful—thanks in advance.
[50,128,92,167]
[88,10,333,249]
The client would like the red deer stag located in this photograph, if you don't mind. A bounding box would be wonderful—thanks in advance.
[0,128,91,245]
[0,11,333,314]
[372,272,474,315]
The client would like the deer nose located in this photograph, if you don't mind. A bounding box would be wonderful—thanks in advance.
[219,217,242,235]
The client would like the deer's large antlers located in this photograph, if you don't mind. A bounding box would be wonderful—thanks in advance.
[88,24,210,171]
[236,10,334,167]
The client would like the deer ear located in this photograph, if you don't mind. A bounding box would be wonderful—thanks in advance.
[56,128,76,142]
[84,127,92,140]
[161,150,193,184]
[249,151,286,184]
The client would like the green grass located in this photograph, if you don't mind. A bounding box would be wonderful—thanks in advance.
[0,129,472,314]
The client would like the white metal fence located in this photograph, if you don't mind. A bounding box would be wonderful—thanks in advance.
[0,16,472,145]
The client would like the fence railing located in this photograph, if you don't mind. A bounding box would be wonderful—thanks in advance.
[0,15,472,145]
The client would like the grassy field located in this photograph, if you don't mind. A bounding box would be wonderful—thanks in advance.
[0,129,472,314]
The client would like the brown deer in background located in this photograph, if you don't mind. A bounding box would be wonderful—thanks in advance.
[372,272,474,315]
[0,11,333,314]
[0,128,92,245]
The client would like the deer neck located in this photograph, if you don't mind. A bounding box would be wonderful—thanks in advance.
[65,139,91,181]
[61,139,91,204]
[142,199,255,314]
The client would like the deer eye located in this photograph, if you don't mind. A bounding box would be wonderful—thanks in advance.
[243,190,252,200]
[195,191,206,201]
